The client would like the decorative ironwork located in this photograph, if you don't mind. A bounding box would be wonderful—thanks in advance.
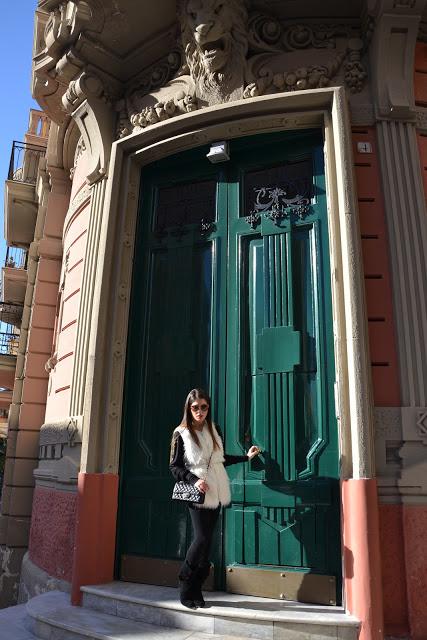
[0,331,19,357]
[245,212,261,229]
[0,302,22,358]
[264,207,288,225]
[8,141,46,186]
[244,160,313,225]
[251,182,310,214]
[293,204,310,219]
[5,247,27,270]
[246,203,312,228]
[200,219,216,234]
[0,302,23,326]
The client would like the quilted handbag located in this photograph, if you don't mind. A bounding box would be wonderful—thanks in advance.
[172,480,205,504]
[172,452,212,504]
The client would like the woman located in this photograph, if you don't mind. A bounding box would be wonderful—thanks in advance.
[169,388,260,609]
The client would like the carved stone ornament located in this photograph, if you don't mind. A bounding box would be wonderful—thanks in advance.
[118,0,371,137]
[33,1,107,122]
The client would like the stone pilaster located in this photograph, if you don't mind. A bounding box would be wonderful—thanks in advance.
[376,116,427,501]
[369,0,427,502]
[370,2,427,636]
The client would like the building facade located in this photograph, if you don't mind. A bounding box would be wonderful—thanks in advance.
[0,2,426,640]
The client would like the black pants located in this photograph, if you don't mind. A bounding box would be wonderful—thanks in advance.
[185,505,220,568]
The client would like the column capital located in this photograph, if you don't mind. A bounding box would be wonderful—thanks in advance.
[369,0,427,119]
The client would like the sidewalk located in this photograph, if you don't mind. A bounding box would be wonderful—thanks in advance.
[0,603,36,640]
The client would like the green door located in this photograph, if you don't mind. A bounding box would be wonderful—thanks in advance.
[118,130,340,604]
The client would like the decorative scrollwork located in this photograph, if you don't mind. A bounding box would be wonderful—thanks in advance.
[247,204,312,227]
[292,204,311,219]
[245,212,261,229]
[118,1,369,137]
[264,208,288,225]
[265,205,312,224]
[251,184,310,213]
[200,219,216,234]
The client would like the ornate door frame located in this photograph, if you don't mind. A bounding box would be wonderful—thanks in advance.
[77,88,377,610]
[88,87,375,483]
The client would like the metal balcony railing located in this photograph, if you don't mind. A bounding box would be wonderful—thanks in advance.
[8,141,46,186]
[0,331,19,357]
[4,247,27,270]
[0,302,23,326]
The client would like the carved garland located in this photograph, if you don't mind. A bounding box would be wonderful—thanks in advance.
[117,7,372,138]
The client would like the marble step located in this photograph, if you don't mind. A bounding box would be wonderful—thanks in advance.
[25,591,251,640]
[81,581,360,640]
[0,602,37,640]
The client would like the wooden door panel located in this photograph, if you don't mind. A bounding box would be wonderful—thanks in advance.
[225,133,340,594]
[119,133,340,600]
[119,159,222,569]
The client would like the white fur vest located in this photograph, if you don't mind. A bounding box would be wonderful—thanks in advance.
[174,423,231,509]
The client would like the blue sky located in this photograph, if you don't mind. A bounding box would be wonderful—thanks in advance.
[0,2,39,270]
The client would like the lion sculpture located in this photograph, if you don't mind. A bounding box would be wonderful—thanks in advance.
[178,0,248,106]
[119,0,366,135]
[124,0,249,132]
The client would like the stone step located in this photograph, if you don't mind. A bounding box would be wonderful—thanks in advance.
[81,581,360,640]
[0,602,36,640]
[25,591,251,640]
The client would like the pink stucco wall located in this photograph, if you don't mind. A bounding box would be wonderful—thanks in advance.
[29,486,77,582]
[44,151,91,422]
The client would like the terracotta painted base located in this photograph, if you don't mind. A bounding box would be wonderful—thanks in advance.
[71,473,119,605]
[341,478,384,640]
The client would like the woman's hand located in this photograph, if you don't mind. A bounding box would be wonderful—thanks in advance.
[247,445,261,460]
[195,479,209,493]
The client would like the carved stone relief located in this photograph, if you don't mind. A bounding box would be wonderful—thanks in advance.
[69,137,86,180]
[397,408,427,501]
[374,407,403,498]
[34,419,81,487]
[375,407,427,503]
[117,0,371,137]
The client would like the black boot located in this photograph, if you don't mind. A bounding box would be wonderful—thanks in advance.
[193,563,211,608]
[178,561,197,609]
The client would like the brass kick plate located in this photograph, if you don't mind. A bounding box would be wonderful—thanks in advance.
[121,555,214,590]
[226,565,336,605]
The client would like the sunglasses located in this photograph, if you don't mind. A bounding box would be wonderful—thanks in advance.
[191,404,209,412]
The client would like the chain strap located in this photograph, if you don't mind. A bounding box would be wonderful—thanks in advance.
[201,452,213,483]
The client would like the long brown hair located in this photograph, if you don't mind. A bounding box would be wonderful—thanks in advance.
[179,388,219,450]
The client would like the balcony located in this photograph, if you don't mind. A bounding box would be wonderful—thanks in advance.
[2,248,28,307]
[0,331,19,358]
[4,141,46,247]
[0,300,23,329]
[0,312,20,414]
